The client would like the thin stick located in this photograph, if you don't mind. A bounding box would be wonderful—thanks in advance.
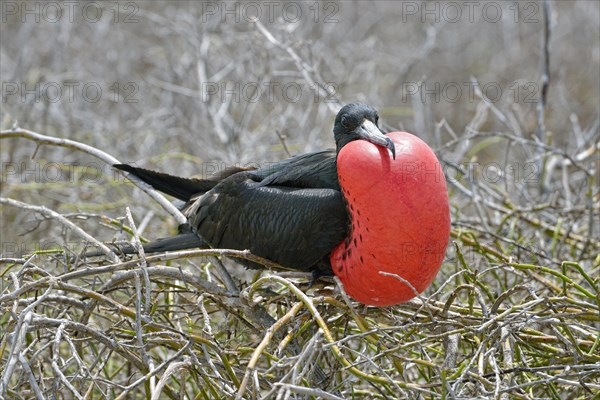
[0,197,120,263]
[0,128,186,224]
[536,0,552,144]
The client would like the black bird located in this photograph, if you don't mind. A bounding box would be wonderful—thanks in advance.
[104,103,393,279]
[90,103,451,306]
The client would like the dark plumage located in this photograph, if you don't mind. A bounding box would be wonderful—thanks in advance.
[91,103,395,278]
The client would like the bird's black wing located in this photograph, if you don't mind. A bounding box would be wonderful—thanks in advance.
[186,170,348,273]
[251,149,339,190]
[114,150,338,200]
[114,164,255,202]
[113,150,347,273]
[114,164,217,201]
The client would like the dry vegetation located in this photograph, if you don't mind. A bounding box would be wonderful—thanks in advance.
[1,1,599,399]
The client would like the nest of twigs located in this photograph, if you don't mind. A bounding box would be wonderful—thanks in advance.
[1,125,598,400]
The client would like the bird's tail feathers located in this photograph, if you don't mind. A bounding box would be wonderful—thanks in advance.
[114,164,216,201]
[80,233,205,259]
[142,233,205,253]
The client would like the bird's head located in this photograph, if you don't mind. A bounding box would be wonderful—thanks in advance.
[333,103,395,159]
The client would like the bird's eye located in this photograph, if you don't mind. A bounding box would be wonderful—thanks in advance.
[375,114,380,125]
[341,116,350,128]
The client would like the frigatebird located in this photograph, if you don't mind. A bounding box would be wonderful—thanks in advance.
[101,103,451,306]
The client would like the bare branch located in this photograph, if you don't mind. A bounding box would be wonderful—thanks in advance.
[0,197,120,263]
[0,128,186,225]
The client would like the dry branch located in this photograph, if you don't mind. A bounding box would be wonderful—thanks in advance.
[0,128,186,225]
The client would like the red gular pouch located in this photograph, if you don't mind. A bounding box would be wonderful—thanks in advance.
[331,132,451,306]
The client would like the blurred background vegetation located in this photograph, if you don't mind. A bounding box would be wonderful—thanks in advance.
[1,1,598,399]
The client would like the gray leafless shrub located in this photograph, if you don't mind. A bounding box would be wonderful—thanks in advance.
[1,1,598,398]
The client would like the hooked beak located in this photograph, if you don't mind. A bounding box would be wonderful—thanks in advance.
[355,119,396,160]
